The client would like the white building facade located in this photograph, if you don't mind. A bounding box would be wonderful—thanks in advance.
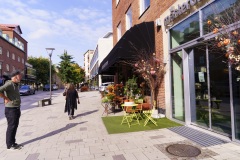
[83,50,93,83]
[90,32,113,88]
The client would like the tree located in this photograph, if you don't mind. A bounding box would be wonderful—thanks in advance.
[71,63,85,84]
[27,56,55,85]
[123,50,165,109]
[58,51,85,84]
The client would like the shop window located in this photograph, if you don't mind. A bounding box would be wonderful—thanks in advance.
[126,6,132,30]
[170,13,200,49]
[117,23,122,41]
[171,51,185,122]
[202,0,238,35]
[140,0,150,15]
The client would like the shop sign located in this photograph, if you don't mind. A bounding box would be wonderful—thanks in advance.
[164,0,202,27]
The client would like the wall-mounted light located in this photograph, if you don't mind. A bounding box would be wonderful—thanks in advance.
[155,18,161,27]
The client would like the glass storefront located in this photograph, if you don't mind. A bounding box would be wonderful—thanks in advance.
[233,68,240,139]
[187,45,231,136]
[170,13,199,49]
[171,51,185,121]
[169,0,240,139]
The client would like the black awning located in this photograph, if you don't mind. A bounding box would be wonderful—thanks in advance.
[99,21,155,74]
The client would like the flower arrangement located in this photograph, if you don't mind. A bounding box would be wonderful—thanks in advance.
[106,84,114,93]
[123,51,165,109]
[207,3,240,70]
[114,83,124,96]
[134,53,165,108]
[106,92,116,101]
[101,96,109,103]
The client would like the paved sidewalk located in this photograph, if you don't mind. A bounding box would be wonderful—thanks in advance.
[0,91,240,160]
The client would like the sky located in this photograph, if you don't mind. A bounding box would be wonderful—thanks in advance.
[0,0,112,67]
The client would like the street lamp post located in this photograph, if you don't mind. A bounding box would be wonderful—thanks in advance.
[46,48,55,101]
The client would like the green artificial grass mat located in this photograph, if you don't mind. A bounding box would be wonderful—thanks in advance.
[102,116,182,134]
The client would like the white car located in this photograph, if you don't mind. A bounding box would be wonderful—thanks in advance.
[99,82,114,92]
[53,84,58,90]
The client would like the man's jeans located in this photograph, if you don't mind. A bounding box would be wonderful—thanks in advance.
[5,107,21,149]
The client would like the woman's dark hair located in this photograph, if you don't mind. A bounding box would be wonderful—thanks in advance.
[68,83,75,91]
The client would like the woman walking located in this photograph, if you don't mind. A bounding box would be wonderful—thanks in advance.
[64,84,80,120]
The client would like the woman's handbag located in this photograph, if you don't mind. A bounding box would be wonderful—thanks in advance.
[63,89,67,96]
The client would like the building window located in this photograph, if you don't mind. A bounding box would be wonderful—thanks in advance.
[117,23,122,41]
[116,0,120,6]
[0,47,2,54]
[22,58,24,64]
[18,56,20,62]
[13,66,15,71]
[126,6,132,30]
[140,0,150,15]
[7,51,9,57]
[6,64,9,71]
[12,53,15,60]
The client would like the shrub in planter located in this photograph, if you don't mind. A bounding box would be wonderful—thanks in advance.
[81,86,88,92]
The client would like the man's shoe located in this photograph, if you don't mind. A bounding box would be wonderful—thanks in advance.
[69,116,72,120]
[7,145,22,151]
[13,143,23,148]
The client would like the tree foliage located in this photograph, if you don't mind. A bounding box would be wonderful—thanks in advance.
[58,51,85,84]
[27,56,56,85]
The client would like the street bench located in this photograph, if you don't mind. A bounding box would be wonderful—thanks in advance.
[38,98,51,107]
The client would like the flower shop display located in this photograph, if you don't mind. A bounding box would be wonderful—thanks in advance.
[123,51,165,109]
[207,3,240,71]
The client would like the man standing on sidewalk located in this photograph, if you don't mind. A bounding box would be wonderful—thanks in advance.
[0,70,23,150]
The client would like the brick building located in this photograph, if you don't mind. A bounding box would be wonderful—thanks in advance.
[0,24,28,84]
[99,0,240,143]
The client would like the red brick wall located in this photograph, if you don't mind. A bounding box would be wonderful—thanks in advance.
[112,0,176,109]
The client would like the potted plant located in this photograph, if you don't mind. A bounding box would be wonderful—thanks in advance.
[124,76,139,100]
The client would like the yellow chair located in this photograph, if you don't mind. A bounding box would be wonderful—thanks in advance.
[135,99,144,120]
[143,110,158,126]
[121,104,140,128]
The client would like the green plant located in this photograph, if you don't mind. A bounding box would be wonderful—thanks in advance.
[124,76,139,99]
[101,96,109,103]
[106,92,116,101]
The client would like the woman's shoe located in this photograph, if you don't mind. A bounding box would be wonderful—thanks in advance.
[69,116,72,120]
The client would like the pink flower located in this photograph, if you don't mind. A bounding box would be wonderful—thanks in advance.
[150,70,156,75]
[135,63,138,67]
[154,58,160,63]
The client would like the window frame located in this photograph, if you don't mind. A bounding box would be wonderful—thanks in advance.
[140,0,150,16]
[117,22,122,41]
[126,6,133,30]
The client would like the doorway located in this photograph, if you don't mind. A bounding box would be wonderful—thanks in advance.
[188,45,231,136]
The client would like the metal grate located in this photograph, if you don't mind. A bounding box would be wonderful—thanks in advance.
[168,126,228,147]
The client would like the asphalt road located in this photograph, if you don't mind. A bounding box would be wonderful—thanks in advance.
[0,89,64,122]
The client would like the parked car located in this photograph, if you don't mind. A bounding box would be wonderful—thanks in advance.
[43,84,53,91]
[19,85,35,95]
[53,84,58,90]
[99,82,114,92]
